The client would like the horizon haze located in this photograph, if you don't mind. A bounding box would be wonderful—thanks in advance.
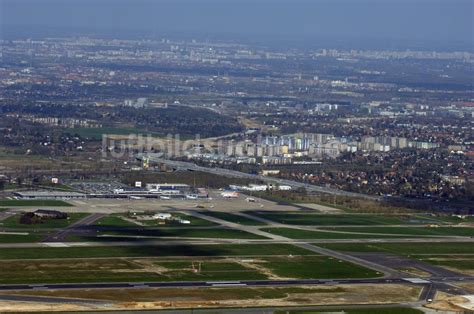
[0,0,473,51]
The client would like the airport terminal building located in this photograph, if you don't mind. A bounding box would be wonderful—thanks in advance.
[14,191,87,200]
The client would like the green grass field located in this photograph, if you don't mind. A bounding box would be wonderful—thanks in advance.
[262,255,381,279]
[154,260,268,281]
[198,211,266,225]
[261,228,408,239]
[247,212,414,226]
[322,226,474,237]
[319,242,474,255]
[156,260,249,271]
[0,199,72,207]
[417,215,474,224]
[0,259,162,284]
[155,255,380,280]
[0,233,44,243]
[418,256,474,273]
[93,215,139,228]
[1,183,18,190]
[0,244,314,260]
[1,213,89,229]
[0,253,380,284]
[99,227,267,239]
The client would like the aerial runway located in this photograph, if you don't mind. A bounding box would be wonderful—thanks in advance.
[0,276,472,300]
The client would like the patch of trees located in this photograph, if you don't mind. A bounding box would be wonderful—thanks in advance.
[122,170,259,189]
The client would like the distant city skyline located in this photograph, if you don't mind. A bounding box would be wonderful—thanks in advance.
[0,0,473,50]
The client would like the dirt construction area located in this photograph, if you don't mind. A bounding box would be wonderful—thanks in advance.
[425,291,474,312]
[0,284,421,312]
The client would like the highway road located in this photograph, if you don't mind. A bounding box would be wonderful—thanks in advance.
[149,157,380,200]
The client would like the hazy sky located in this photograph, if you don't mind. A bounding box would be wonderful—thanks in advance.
[1,0,472,48]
